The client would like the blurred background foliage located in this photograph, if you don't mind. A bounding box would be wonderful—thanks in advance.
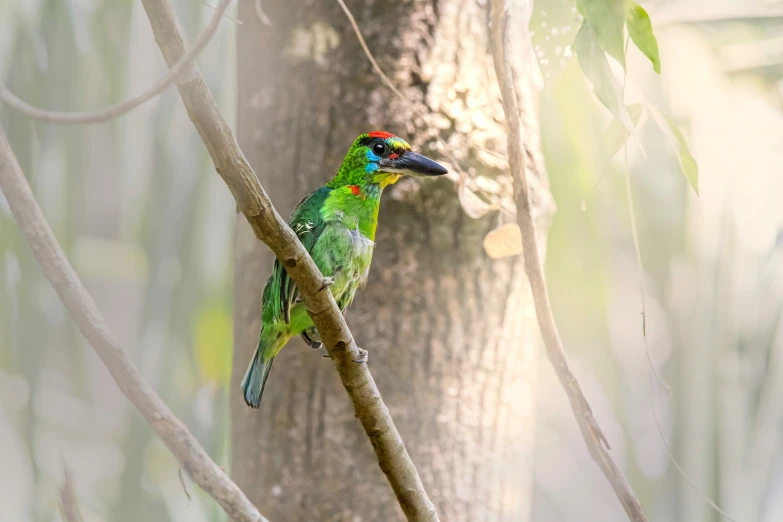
[1,1,236,520]
[3,0,783,521]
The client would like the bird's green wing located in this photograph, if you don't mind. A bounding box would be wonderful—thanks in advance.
[263,186,331,325]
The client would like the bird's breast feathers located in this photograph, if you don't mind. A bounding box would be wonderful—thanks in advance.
[346,226,375,253]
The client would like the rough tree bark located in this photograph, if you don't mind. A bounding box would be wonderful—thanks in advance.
[231,1,553,520]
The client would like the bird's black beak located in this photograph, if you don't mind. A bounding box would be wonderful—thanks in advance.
[380,151,448,177]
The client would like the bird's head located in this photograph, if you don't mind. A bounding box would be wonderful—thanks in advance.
[330,131,448,189]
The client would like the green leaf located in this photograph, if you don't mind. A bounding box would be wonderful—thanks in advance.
[649,107,699,194]
[575,22,635,134]
[627,2,661,74]
[577,0,627,68]
[663,115,698,194]
[604,103,645,157]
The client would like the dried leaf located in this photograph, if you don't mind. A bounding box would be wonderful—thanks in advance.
[483,223,523,259]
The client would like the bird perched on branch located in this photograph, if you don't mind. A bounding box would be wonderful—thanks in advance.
[241,132,448,408]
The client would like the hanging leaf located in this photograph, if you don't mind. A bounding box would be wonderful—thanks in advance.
[604,103,645,157]
[574,22,635,134]
[458,180,497,219]
[483,223,523,259]
[649,107,699,194]
[627,2,661,74]
[662,114,699,195]
[577,0,627,69]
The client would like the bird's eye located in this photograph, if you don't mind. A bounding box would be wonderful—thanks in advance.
[372,142,387,156]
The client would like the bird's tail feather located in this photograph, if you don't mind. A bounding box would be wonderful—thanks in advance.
[240,341,275,409]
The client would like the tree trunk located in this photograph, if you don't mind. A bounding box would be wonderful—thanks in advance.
[230,1,552,520]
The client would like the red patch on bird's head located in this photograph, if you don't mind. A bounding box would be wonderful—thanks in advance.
[368,131,395,139]
[348,185,362,196]
[389,153,399,159]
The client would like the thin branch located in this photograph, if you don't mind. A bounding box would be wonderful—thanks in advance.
[619,41,734,520]
[336,0,518,220]
[488,2,648,521]
[178,467,193,506]
[0,124,269,522]
[0,0,233,124]
[59,465,84,522]
[335,0,408,106]
[624,142,736,521]
[336,0,470,179]
[647,375,738,521]
[198,0,242,25]
[136,0,439,520]
[254,0,273,26]
[620,74,670,395]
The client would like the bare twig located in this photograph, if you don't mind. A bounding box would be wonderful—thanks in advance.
[0,125,270,522]
[198,0,242,25]
[618,40,734,519]
[620,116,670,393]
[488,2,648,521]
[624,144,736,521]
[137,0,438,520]
[335,0,409,108]
[0,0,233,124]
[178,467,193,506]
[647,376,737,521]
[59,465,84,522]
[254,0,272,26]
[336,0,468,178]
[337,0,519,220]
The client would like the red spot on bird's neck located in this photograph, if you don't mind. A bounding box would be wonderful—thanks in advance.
[368,131,395,139]
[348,185,362,196]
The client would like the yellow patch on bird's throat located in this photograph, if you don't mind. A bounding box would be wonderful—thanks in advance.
[373,172,402,188]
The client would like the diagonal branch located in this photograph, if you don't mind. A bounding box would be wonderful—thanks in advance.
[0,123,269,522]
[3,0,437,518]
[148,0,441,520]
[488,1,648,521]
[0,0,233,125]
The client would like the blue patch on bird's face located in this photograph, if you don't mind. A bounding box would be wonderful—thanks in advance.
[365,149,380,172]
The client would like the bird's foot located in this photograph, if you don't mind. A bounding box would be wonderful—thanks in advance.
[352,347,369,364]
[301,330,322,350]
[318,277,334,293]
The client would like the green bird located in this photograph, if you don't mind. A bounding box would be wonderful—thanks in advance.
[241,131,448,408]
